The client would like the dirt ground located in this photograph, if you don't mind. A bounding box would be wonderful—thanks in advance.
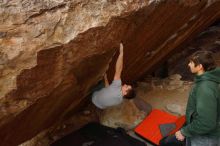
[137,87,190,116]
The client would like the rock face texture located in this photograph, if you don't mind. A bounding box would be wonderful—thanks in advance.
[1,0,220,145]
[100,99,149,130]
[168,22,220,80]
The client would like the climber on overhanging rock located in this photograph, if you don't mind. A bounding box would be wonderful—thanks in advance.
[91,43,136,109]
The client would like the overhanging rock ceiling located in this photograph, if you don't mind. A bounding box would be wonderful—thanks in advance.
[0,0,220,145]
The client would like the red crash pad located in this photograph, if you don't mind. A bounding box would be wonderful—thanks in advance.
[135,109,185,145]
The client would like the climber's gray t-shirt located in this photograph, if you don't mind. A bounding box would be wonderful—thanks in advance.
[92,80,123,109]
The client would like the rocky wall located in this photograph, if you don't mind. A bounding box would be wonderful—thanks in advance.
[1,0,220,145]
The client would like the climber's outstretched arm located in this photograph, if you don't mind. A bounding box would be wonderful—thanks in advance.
[114,43,123,80]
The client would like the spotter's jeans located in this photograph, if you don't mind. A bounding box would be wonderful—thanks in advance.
[186,136,220,146]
